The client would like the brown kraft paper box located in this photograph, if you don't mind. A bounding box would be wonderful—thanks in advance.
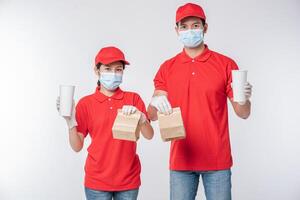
[112,109,141,142]
[157,107,186,142]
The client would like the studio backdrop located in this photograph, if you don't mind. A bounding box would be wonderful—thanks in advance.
[0,0,299,199]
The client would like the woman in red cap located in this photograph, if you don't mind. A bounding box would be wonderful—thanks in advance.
[57,46,154,200]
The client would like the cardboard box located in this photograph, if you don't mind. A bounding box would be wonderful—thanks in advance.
[112,109,141,142]
[158,107,186,142]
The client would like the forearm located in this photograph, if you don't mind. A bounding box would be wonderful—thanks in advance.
[140,121,154,140]
[233,100,251,119]
[147,105,158,121]
[68,127,84,152]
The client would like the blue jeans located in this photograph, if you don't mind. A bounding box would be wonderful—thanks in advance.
[170,169,232,200]
[85,188,139,200]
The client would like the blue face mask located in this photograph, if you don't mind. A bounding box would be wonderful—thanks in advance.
[178,29,204,48]
[99,72,123,91]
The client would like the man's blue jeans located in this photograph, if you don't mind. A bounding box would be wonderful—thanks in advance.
[170,169,232,200]
[85,187,139,200]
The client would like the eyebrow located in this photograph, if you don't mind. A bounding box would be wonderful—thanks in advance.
[104,65,123,69]
[180,21,201,26]
[192,22,201,25]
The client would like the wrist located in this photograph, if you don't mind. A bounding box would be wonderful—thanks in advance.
[66,118,77,129]
[238,99,250,106]
[139,119,149,126]
[238,101,246,105]
[139,113,148,125]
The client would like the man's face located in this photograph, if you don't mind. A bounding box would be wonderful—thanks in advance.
[94,61,124,76]
[175,16,207,35]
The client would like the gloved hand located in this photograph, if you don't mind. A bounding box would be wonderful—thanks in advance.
[122,105,137,115]
[56,97,78,129]
[150,95,172,115]
[122,105,148,125]
[238,82,253,105]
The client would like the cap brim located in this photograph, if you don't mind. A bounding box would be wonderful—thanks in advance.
[122,60,130,65]
[176,14,206,23]
[100,58,130,66]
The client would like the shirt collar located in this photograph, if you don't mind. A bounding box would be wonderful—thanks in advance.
[93,86,124,103]
[179,44,211,63]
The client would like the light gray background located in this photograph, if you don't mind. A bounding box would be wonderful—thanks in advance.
[0,0,299,199]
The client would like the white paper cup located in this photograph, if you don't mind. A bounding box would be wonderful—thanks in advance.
[232,70,247,103]
[59,85,75,117]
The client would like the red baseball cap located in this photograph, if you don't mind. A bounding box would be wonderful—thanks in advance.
[95,46,130,66]
[176,3,206,23]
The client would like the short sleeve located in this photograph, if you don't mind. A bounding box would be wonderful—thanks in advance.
[153,62,168,91]
[75,100,89,137]
[226,59,239,99]
[133,94,150,121]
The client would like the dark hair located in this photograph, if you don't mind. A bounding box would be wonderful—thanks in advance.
[96,62,125,86]
[96,63,102,86]
[176,18,206,27]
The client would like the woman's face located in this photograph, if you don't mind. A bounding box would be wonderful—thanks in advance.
[95,61,124,76]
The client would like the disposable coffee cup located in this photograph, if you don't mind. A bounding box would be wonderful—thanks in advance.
[232,70,247,103]
[59,85,75,117]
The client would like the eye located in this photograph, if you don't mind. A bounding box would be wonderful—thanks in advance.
[193,23,201,29]
[179,25,187,30]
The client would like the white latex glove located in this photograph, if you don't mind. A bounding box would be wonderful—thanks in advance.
[56,97,78,129]
[238,82,253,105]
[121,105,147,125]
[150,95,172,115]
[122,105,137,115]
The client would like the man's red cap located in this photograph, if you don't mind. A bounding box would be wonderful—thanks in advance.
[176,3,206,23]
[95,46,130,66]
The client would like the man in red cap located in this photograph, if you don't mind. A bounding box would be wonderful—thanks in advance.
[57,46,154,200]
[148,3,253,200]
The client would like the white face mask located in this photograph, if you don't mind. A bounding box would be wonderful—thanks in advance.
[99,72,123,91]
[178,29,204,48]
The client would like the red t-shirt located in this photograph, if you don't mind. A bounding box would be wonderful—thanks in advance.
[75,87,147,191]
[154,45,238,171]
